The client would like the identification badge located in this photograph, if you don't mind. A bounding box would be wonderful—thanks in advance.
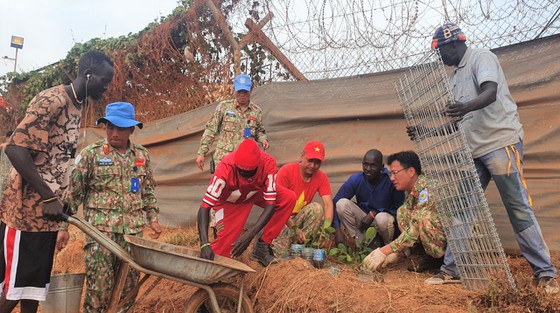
[131,177,140,193]
[98,157,113,166]
[225,110,236,117]
[243,127,251,138]
[244,118,253,138]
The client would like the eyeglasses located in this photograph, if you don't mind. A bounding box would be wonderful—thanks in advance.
[389,167,409,176]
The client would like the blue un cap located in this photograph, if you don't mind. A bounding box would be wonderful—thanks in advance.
[233,74,252,92]
[96,102,143,129]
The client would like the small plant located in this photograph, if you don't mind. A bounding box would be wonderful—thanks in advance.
[303,219,336,249]
[329,227,377,264]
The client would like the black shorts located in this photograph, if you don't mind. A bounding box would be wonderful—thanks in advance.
[0,222,57,301]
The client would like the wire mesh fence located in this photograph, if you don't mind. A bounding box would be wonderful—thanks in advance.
[246,0,560,80]
[394,50,515,291]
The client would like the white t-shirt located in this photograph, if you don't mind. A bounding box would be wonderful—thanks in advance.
[450,47,523,158]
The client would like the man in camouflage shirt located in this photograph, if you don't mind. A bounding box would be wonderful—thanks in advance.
[0,51,114,313]
[195,74,269,171]
[363,151,446,272]
[64,102,161,313]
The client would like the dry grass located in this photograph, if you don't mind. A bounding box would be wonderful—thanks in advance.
[50,225,560,313]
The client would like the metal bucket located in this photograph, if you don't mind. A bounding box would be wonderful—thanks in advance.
[40,273,85,313]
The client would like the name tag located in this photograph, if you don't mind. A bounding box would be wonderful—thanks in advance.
[98,157,113,166]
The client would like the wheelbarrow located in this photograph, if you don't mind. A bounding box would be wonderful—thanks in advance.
[64,214,255,313]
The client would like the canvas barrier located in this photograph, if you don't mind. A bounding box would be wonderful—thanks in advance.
[80,34,560,252]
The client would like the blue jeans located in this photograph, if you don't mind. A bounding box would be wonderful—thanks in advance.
[441,141,557,279]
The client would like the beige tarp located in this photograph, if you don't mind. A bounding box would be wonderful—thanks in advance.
[82,34,560,252]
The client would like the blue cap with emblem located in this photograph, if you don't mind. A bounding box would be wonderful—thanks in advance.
[431,21,467,49]
[233,74,252,92]
[96,102,143,129]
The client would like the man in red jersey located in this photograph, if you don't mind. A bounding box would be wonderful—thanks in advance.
[197,139,296,266]
[272,140,333,256]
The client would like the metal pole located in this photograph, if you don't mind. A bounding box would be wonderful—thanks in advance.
[13,48,18,72]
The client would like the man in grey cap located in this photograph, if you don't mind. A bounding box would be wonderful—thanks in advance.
[195,74,269,172]
[62,101,162,312]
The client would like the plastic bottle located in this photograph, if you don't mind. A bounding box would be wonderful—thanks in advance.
[312,248,325,268]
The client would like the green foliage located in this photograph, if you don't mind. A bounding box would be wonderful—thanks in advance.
[304,219,336,249]
[329,227,377,264]
[0,0,289,127]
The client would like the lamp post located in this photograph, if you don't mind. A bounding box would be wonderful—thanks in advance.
[2,36,24,73]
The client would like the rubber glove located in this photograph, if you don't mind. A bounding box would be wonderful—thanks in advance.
[363,246,398,271]
[363,248,387,271]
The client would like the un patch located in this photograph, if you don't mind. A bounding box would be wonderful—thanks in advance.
[418,189,429,203]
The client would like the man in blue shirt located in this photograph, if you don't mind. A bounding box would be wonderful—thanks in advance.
[333,149,404,247]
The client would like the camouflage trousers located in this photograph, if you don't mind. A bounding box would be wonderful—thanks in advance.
[84,232,140,313]
[272,202,324,257]
[397,206,446,258]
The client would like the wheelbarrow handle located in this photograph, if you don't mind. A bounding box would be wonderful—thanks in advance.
[61,213,70,222]
[65,214,136,264]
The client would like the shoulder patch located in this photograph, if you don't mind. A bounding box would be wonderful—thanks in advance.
[418,189,429,203]
[74,154,82,165]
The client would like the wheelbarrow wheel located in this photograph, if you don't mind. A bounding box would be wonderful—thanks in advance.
[183,283,254,313]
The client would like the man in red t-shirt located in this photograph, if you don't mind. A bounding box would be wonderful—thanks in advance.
[272,140,333,256]
[197,139,296,266]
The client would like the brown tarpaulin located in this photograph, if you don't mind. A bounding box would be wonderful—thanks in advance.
[82,34,560,252]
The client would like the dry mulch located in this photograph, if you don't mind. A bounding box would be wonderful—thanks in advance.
[41,225,560,313]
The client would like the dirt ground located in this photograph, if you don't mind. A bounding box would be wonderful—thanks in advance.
[41,225,560,313]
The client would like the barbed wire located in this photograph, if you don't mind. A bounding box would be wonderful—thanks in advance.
[228,0,559,80]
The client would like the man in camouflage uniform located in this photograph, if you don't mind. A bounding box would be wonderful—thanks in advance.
[64,102,161,313]
[0,51,114,313]
[195,74,269,171]
[363,151,446,272]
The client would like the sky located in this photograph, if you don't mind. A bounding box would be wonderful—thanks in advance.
[0,0,181,77]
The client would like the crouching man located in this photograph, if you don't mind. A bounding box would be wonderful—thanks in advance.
[363,151,447,274]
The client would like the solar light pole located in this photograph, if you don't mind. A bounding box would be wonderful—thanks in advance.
[2,36,24,73]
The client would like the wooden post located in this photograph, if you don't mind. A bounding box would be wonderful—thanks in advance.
[239,12,274,49]
[192,1,306,80]
[106,261,130,313]
[205,0,241,75]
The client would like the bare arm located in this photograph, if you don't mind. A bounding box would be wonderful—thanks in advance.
[5,145,64,219]
[5,145,56,198]
[231,203,275,257]
[197,206,214,259]
[445,81,497,118]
